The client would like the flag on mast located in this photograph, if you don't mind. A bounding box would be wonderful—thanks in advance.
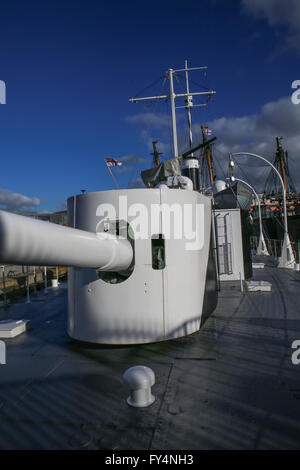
[104,157,123,167]
[205,128,212,136]
[104,157,121,189]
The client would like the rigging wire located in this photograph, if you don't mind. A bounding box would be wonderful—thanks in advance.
[174,71,211,92]
[131,75,166,99]
[127,75,168,187]
[234,159,258,191]
[212,145,240,202]
[174,71,214,138]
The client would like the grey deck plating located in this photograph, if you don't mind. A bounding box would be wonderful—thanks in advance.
[0,257,300,450]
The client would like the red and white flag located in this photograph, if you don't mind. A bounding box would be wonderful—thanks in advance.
[205,128,212,136]
[104,158,123,167]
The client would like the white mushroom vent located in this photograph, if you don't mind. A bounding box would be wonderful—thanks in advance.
[123,365,155,408]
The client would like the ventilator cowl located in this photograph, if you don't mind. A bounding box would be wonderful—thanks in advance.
[123,365,155,407]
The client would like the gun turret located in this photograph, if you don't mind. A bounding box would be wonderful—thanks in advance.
[0,210,133,271]
[0,187,218,346]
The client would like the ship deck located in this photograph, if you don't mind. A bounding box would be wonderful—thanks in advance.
[1,256,300,450]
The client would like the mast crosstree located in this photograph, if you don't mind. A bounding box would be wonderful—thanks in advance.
[129,61,216,191]
[129,61,216,158]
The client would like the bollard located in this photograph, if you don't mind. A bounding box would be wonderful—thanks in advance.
[25,265,31,303]
[123,366,155,407]
[240,271,244,293]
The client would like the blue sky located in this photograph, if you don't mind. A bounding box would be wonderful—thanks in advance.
[0,0,299,211]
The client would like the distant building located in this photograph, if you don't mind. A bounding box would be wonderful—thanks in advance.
[37,210,67,225]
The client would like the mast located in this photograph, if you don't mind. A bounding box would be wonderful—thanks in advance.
[181,60,200,190]
[277,137,287,191]
[265,137,296,196]
[151,140,163,166]
[129,61,216,190]
[184,59,193,153]
[201,125,215,186]
[168,68,178,157]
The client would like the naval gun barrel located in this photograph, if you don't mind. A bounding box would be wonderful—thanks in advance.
[0,210,133,271]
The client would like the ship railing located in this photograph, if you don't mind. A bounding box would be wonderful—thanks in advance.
[0,264,66,306]
[250,236,300,262]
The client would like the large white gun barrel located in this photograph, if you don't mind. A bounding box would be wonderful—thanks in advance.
[0,210,133,271]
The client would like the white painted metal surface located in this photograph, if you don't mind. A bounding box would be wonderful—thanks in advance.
[67,188,214,344]
[213,180,226,193]
[0,210,133,271]
[0,319,29,338]
[246,280,272,292]
[0,188,216,345]
[160,188,212,339]
[215,208,245,281]
[181,159,199,169]
[252,263,265,269]
[278,232,296,270]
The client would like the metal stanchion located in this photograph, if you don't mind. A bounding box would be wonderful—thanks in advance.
[33,266,37,294]
[25,265,31,304]
[240,271,244,293]
[44,266,48,294]
[1,265,7,306]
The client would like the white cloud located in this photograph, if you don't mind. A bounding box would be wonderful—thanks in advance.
[125,112,185,159]
[125,112,170,129]
[197,96,300,191]
[126,96,300,192]
[241,0,300,53]
[114,154,149,174]
[0,189,40,210]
